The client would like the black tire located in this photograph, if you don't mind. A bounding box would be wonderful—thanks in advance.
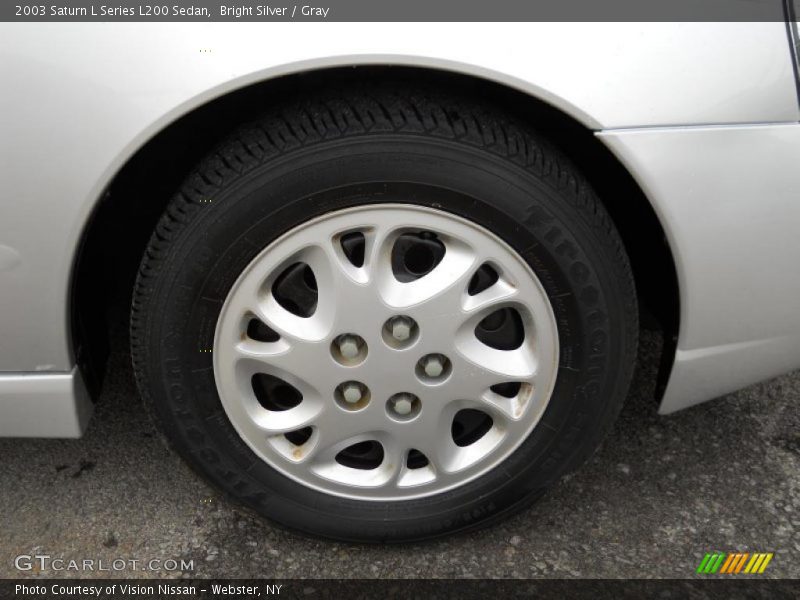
[130,84,638,542]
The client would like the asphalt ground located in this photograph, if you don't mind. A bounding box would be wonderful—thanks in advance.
[1,328,798,579]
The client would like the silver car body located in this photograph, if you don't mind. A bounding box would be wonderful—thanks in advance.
[1,22,799,436]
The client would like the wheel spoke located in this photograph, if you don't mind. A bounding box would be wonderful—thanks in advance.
[478,387,532,423]
[362,219,401,282]
[252,294,326,343]
[301,242,358,306]
[249,404,320,435]
[376,236,477,310]
[309,429,401,488]
[463,278,519,313]
[455,328,538,380]
[233,338,335,394]
[379,434,409,486]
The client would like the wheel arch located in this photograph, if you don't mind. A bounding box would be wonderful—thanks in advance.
[71,63,679,402]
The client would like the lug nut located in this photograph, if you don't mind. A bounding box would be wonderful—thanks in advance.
[392,395,413,416]
[332,334,367,366]
[418,353,450,381]
[336,381,370,410]
[390,316,413,342]
[338,335,360,359]
[383,316,418,348]
[342,383,363,404]
[387,393,420,419]
[423,355,444,378]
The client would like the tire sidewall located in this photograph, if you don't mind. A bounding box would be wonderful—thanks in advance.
[140,136,633,541]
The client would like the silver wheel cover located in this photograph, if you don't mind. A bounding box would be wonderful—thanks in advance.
[214,204,559,501]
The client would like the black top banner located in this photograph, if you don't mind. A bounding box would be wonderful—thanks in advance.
[2,0,798,22]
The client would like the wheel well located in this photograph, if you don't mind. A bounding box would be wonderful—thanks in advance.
[72,66,679,399]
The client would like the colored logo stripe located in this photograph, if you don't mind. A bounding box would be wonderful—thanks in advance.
[697,552,773,574]
[697,553,725,574]
[744,553,773,574]
[719,553,750,573]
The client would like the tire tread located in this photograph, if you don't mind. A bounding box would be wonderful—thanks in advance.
[130,83,638,542]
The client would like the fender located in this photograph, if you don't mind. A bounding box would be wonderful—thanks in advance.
[0,22,797,435]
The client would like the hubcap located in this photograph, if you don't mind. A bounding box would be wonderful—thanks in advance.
[214,204,559,500]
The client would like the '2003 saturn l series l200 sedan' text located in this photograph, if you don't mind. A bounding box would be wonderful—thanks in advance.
[1,21,799,541]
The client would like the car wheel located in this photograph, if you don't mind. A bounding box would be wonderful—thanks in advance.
[130,84,638,542]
